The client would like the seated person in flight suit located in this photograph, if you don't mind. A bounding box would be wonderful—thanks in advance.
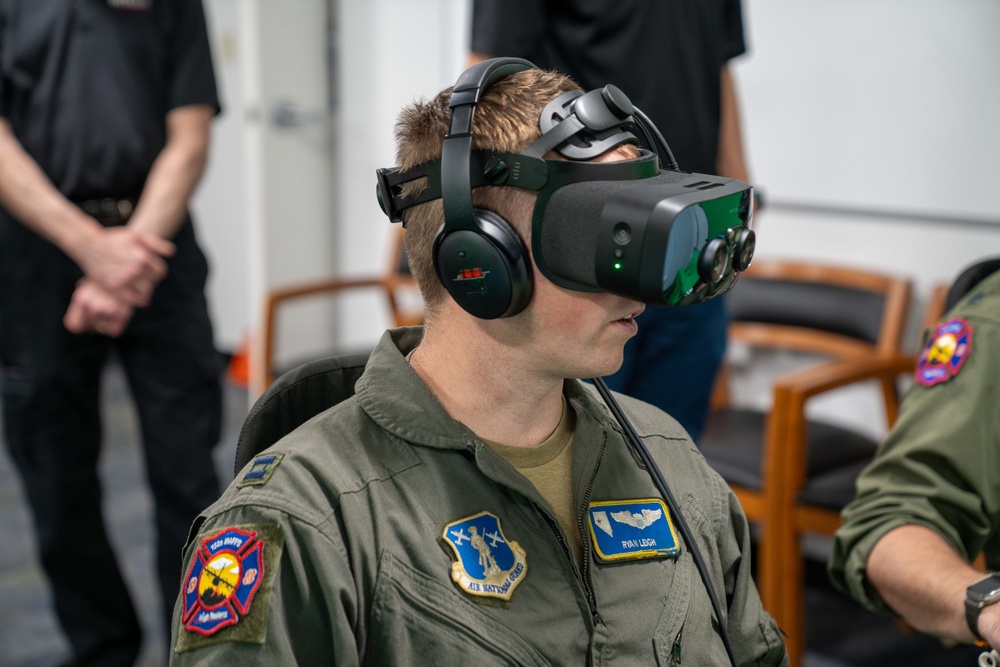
[830,262,1000,652]
[169,60,787,666]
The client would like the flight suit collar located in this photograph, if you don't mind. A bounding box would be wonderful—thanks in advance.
[354,326,623,463]
[354,327,480,452]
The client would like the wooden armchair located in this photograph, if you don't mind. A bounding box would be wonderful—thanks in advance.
[255,226,422,389]
[698,259,914,666]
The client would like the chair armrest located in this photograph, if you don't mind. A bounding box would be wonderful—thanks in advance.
[763,354,916,494]
[771,353,916,402]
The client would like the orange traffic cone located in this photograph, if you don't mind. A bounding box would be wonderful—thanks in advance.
[227,334,251,387]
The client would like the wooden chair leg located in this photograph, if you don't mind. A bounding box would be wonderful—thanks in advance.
[756,520,780,617]
[759,515,806,667]
[780,531,806,667]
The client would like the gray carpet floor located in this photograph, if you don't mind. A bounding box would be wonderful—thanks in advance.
[0,362,986,666]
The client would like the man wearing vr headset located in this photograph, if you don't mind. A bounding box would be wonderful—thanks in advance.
[170,62,784,665]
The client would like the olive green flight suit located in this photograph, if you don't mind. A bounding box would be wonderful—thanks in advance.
[830,268,1000,614]
[171,327,787,665]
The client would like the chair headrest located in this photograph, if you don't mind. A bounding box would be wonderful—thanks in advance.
[946,257,1000,313]
[234,353,370,475]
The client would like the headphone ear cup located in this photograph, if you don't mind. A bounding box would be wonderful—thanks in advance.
[433,209,532,319]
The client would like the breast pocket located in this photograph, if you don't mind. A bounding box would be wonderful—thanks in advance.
[365,552,550,667]
[651,550,693,667]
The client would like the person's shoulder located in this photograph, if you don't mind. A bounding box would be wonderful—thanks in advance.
[225,398,422,517]
[962,269,1000,327]
[583,382,694,442]
[575,381,712,476]
[914,270,1000,391]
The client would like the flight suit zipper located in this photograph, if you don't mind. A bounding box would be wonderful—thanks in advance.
[671,628,683,665]
[576,431,608,628]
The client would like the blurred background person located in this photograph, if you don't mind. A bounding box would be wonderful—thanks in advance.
[469,0,755,442]
[0,1,223,665]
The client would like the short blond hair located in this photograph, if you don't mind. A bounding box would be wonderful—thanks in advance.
[395,68,581,311]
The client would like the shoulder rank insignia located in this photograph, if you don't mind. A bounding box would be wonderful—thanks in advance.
[237,452,284,488]
[588,498,680,562]
[443,512,527,601]
[181,527,266,636]
[915,318,973,387]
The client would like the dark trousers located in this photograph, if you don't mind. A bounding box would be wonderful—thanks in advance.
[0,214,223,667]
[603,297,728,443]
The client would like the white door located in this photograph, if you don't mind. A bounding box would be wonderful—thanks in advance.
[242,0,338,393]
[201,0,472,394]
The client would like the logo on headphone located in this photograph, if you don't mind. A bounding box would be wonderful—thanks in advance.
[455,267,490,281]
[451,267,491,298]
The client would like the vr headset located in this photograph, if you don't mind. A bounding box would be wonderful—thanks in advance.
[376,57,755,319]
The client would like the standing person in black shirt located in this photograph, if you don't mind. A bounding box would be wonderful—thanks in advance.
[470,0,753,442]
[0,1,223,665]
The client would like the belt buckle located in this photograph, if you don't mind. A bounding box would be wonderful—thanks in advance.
[82,198,133,226]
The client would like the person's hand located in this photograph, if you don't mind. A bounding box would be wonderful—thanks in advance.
[77,226,174,307]
[63,279,134,337]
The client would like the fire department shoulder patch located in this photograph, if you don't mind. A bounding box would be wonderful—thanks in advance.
[174,523,283,653]
[915,318,974,387]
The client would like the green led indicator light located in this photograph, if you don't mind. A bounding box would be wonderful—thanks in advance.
[614,262,622,270]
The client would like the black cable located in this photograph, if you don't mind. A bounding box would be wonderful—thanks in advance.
[632,106,681,171]
[591,376,739,667]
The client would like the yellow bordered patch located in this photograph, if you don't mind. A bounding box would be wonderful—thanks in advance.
[588,498,681,562]
[442,512,527,601]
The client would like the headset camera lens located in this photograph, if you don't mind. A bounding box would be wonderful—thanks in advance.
[613,222,632,245]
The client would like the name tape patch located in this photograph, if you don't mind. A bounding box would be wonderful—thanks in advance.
[588,498,680,562]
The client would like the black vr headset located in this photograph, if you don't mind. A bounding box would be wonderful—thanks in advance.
[375,57,755,319]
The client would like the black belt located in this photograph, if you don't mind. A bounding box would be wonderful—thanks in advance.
[77,197,136,226]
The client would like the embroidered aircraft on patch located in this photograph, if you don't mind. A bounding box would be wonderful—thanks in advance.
[442,511,527,601]
[588,499,680,562]
[915,318,973,387]
[181,527,265,636]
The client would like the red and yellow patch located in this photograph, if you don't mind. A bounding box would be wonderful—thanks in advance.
[182,527,265,636]
[915,318,973,387]
[174,523,283,653]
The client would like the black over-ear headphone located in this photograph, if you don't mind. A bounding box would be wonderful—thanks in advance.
[433,58,537,320]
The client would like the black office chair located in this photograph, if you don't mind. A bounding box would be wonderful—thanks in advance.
[234,352,369,475]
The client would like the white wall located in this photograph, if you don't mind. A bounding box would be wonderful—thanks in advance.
[191,0,251,352]
[733,0,1000,358]
[736,0,1000,222]
[334,0,471,352]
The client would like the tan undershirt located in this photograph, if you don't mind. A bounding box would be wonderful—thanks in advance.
[486,399,581,567]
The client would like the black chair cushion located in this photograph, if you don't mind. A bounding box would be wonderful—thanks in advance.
[234,353,370,475]
[798,458,873,510]
[700,408,878,509]
[728,279,887,345]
